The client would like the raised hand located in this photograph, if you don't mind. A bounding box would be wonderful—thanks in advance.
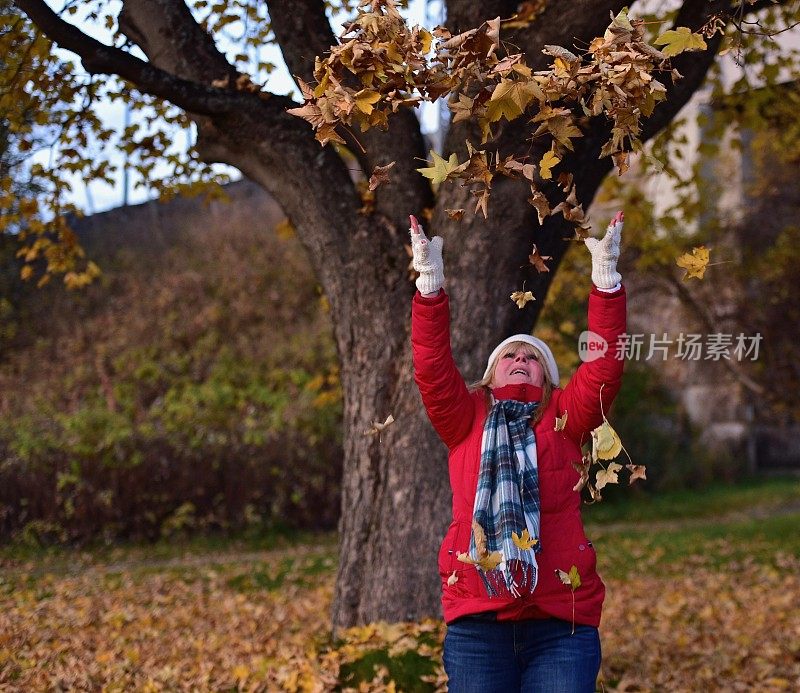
[409,214,445,296]
[584,211,623,290]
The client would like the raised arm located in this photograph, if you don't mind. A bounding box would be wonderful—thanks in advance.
[410,216,474,448]
[561,212,628,445]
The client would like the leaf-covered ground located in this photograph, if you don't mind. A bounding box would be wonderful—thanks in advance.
[1,498,799,691]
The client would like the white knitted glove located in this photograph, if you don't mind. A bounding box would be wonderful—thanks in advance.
[584,211,623,290]
[409,215,444,295]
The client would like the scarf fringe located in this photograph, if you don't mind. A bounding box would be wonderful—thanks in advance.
[477,559,538,599]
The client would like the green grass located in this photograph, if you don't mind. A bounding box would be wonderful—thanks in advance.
[3,478,798,588]
[582,476,800,525]
[594,512,800,579]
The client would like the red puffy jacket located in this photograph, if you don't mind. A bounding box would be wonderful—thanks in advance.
[411,286,626,626]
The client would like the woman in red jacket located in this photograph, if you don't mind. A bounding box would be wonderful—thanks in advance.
[410,212,626,692]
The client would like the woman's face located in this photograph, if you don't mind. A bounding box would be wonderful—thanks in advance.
[491,343,545,388]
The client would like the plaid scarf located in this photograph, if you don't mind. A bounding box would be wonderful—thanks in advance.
[468,398,541,599]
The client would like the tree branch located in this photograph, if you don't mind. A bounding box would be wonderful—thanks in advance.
[16,0,255,117]
[267,0,433,228]
[445,0,519,34]
[641,0,732,143]
[511,1,631,71]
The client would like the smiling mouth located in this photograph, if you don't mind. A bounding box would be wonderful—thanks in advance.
[510,369,528,376]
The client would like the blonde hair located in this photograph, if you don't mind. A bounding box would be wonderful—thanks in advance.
[469,341,553,424]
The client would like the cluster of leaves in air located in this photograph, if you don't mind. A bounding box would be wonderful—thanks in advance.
[289,1,709,233]
[562,385,646,505]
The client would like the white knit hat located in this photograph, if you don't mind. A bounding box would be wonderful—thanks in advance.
[483,334,560,385]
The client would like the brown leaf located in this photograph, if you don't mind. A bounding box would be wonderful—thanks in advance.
[510,290,535,308]
[626,464,647,483]
[528,190,551,226]
[368,161,395,191]
[472,520,488,557]
[445,208,465,221]
[528,244,552,273]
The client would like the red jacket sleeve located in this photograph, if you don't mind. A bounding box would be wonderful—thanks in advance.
[560,285,627,446]
[411,290,475,448]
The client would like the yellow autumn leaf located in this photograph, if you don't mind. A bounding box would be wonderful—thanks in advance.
[538,149,561,179]
[510,290,535,308]
[477,550,503,571]
[654,27,707,58]
[456,551,477,565]
[676,245,710,280]
[354,89,381,115]
[416,150,461,184]
[419,28,433,54]
[554,410,568,432]
[595,461,623,490]
[486,78,539,123]
[447,570,458,586]
[472,520,488,557]
[512,528,538,550]
[591,419,622,460]
[555,565,581,590]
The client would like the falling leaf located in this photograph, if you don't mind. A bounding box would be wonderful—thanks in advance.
[447,570,458,586]
[478,551,503,571]
[528,190,551,225]
[368,161,396,191]
[572,455,591,492]
[595,461,623,490]
[486,78,540,122]
[542,45,579,62]
[554,410,568,432]
[612,151,630,175]
[416,150,461,184]
[363,414,395,440]
[591,419,623,460]
[676,245,710,280]
[473,188,490,219]
[627,464,647,483]
[510,290,535,308]
[354,88,382,114]
[472,520,488,557]
[555,565,581,590]
[654,27,707,58]
[528,244,552,273]
[445,208,465,221]
[502,0,546,29]
[538,149,561,180]
[457,549,502,571]
[610,7,634,33]
[512,528,538,550]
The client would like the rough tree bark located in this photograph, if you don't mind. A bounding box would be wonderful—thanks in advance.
[18,0,750,629]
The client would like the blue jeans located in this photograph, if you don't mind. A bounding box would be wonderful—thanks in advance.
[443,616,601,692]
